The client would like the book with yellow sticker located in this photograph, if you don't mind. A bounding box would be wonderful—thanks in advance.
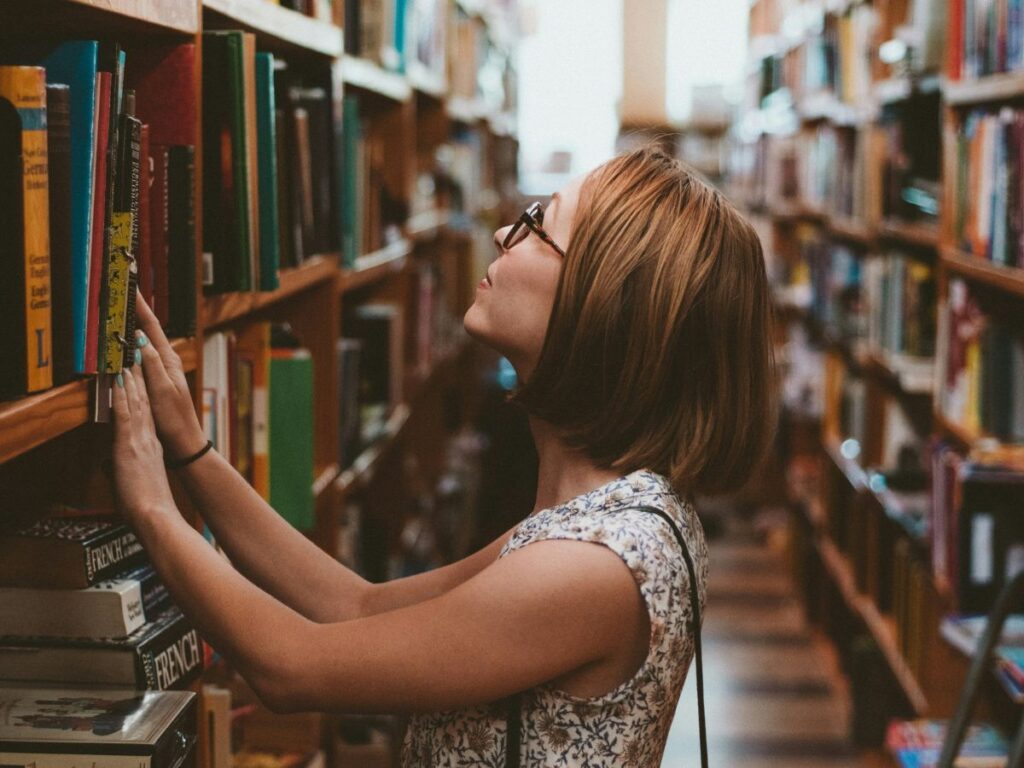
[0,65,52,397]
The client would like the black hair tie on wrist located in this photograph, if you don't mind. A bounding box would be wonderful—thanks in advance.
[165,440,214,469]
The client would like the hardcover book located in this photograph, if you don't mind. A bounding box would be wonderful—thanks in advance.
[0,686,196,768]
[0,515,146,589]
[0,607,203,690]
[0,65,53,397]
[0,565,170,639]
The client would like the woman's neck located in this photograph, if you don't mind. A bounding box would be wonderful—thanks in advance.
[529,416,624,514]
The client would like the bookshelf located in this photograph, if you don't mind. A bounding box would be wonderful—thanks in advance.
[726,0,1024,760]
[0,0,521,764]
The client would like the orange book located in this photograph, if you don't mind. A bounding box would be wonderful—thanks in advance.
[0,66,52,395]
[235,322,271,499]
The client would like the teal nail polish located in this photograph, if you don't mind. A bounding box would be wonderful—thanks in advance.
[115,373,124,388]
[136,332,149,348]
[134,348,142,365]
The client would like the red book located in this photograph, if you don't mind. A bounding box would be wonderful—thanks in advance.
[126,43,197,148]
[948,0,963,80]
[84,71,111,374]
[138,123,153,308]
[149,145,170,325]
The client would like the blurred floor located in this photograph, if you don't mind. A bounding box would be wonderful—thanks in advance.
[661,506,871,768]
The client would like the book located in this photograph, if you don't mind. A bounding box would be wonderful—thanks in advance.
[166,145,196,338]
[349,303,403,432]
[0,607,203,690]
[38,41,100,376]
[46,83,74,387]
[202,31,252,294]
[0,65,52,397]
[0,686,196,768]
[336,338,362,469]
[269,346,315,530]
[0,565,169,639]
[255,52,280,292]
[149,143,170,325]
[886,719,1008,767]
[84,69,111,375]
[0,515,146,589]
[236,323,272,499]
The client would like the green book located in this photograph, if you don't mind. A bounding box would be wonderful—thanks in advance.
[269,348,314,530]
[255,52,280,291]
[201,31,251,293]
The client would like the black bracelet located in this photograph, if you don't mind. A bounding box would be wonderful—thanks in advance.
[165,440,214,469]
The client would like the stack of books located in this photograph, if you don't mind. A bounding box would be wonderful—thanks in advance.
[0,685,197,768]
[886,719,1008,767]
[0,514,203,690]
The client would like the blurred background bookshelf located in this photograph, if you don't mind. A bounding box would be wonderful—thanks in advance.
[698,0,1024,763]
[0,0,520,763]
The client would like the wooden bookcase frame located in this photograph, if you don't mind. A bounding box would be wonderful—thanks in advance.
[0,1,521,757]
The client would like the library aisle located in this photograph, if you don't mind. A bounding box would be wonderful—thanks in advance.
[664,508,868,768]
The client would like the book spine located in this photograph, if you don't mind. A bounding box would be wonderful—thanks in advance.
[138,123,152,308]
[85,71,110,373]
[167,145,196,338]
[255,52,280,291]
[150,144,170,324]
[138,612,204,690]
[82,528,145,585]
[122,113,142,370]
[47,84,74,387]
[0,66,52,395]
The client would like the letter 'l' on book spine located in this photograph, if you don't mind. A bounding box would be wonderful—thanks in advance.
[0,66,52,395]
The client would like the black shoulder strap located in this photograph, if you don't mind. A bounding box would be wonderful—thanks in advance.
[504,504,708,768]
[632,504,708,768]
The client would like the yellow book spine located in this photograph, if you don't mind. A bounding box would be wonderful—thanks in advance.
[103,212,135,373]
[0,66,52,393]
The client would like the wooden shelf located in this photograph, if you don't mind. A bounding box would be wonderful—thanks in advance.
[407,62,447,99]
[828,215,875,246]
[56,0,200,32]
[202,254,338,329]
[446,96,488,124]
[944,72,1024,106]
[334,403,411,498]
[339,240,411,294]
[878,218,940,250]
[313,462,339,499]
[823,434,869,491]
[874,77,913,106]
[818,537,929,715]
[0,337,196,465]
[934,409,985,448]
[407,210,451,241]
[941,247,1024,299]
[203,0,342,57]
[340,56,412,102]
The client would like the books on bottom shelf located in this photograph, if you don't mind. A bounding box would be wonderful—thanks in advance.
[0,686,197,768]
[0,513,203,691]
[886,719,1008,767]
[941,614,1024,703]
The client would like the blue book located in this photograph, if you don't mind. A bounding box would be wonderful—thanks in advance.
[255,52,280,292]
[40,42,99,375]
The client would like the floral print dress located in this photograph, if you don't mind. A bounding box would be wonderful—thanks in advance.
[401,468,709,767]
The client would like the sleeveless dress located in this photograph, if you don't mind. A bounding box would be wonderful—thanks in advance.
[401,468,709,767]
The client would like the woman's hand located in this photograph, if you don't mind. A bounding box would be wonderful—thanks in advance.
[112,368,179,524]
[134,291,207,461]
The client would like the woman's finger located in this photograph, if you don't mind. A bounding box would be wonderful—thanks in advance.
[135,290,179,369]
[124,367,141,419]
[136,332,174,390]
[112,373,130,431]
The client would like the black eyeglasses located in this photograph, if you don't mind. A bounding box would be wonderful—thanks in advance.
[502,201,566,257]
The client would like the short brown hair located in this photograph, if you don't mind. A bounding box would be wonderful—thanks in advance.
[513,145,777,496]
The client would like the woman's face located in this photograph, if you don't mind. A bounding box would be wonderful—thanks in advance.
[464,176,583,377]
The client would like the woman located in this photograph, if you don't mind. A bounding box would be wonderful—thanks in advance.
[112,145,775,766]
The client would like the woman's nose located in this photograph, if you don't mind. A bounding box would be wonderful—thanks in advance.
[493,226,512,256]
